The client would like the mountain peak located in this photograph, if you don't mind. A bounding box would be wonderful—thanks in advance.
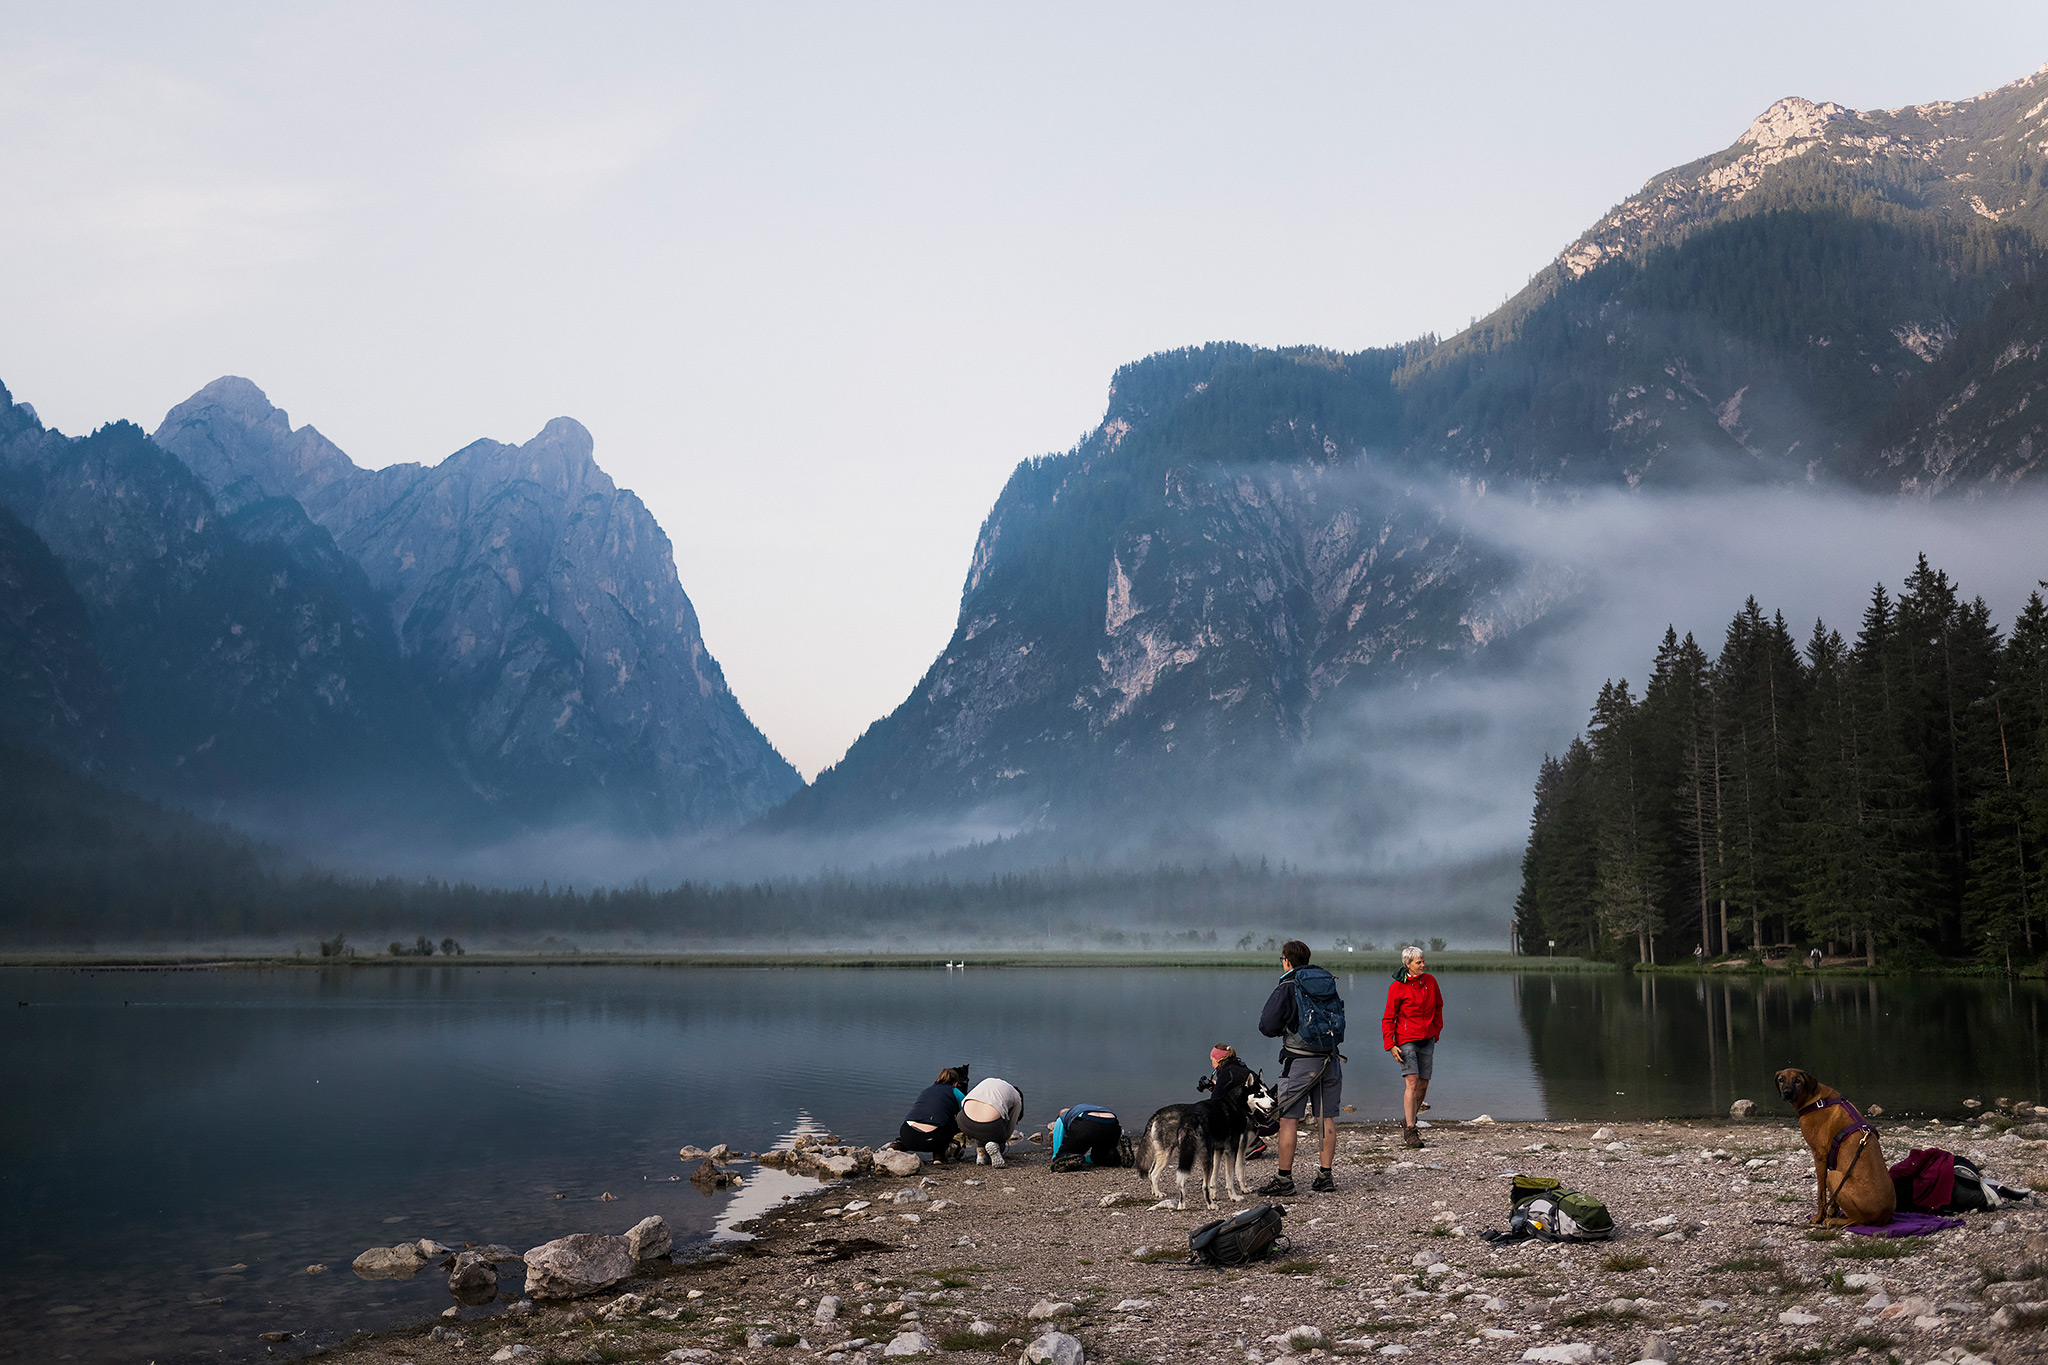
[1739,96,1850,151]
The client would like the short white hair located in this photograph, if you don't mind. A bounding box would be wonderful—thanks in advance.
[1401,945,1425,964]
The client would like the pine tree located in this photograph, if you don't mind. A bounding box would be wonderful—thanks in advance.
[1644,629,1719,957]
[1713,600,1806,951]
[1588,679,1664,963]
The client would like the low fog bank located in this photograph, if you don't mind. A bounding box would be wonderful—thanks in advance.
[140,479,2048,949]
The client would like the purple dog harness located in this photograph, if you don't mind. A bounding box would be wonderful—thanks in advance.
[1800,1095,1879,1220]
[1798,1095,1874,1169]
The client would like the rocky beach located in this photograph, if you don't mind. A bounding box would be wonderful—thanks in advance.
[307,1110,2048,1365]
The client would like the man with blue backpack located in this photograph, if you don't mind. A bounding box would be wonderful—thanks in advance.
[1254,939,1346,1196]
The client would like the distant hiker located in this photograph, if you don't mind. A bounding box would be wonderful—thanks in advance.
[1201,1043,1275,1158]
[1383,945,1444,1149]
[1255,940,1346,1196]
[1809,947,1824,970]
[958,1076,1024,1167]
[892,1064,970,1160]
[1694,944,1705,965]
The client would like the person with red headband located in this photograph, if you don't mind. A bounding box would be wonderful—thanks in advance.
[1200,1044,1278,1159]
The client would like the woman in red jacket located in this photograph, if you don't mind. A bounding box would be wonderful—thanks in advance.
[1382,945,1444,1149]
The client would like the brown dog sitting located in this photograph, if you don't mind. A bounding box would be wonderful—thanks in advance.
[1776,1068,1895,1227]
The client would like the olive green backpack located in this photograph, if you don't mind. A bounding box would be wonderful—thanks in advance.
[1508,1175,1615,1242]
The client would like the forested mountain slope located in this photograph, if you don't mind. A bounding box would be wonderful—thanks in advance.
[785,61,2048,839]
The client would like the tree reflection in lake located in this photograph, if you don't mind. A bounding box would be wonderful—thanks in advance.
[1517,970,2048,1118]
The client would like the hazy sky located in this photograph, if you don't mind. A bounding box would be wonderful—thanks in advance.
[5,4,2047,777]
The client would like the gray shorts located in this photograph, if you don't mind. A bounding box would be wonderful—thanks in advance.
[1275,1051,1342,1121]
[1397,1039,1436,1080]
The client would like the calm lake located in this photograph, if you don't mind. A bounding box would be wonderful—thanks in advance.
[6,963,2048,1363]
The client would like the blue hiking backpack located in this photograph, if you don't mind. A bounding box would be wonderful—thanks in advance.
[1291,965,1346,1052]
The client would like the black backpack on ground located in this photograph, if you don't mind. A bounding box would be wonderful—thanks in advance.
[1189,1203,1288,1267]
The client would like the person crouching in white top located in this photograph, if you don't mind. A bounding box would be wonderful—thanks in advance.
[957,1078,1023,1167]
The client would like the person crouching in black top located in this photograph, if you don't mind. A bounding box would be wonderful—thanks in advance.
[894,1064,970,1158]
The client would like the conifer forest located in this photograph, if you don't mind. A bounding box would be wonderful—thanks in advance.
[1515,555,2048,971]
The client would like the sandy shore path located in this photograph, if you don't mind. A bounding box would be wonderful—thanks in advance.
[320,1116,2048,1365]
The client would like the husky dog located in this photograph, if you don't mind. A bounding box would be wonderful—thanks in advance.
[1137,1069,1277,1208]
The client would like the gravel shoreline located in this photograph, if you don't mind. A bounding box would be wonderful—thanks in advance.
[316,1116,2048,1365]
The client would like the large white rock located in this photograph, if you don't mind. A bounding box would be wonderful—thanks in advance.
[1025,1332,1085,1365]
[814,1294,842,1323]
[625,1215,673,1262]
[1522,1347,1609,1364]
[874,1149,924,1177]
[883,1330,936,1356]
[1028,1299,1076,1320]
[350,1244,426,1279]
[523,1232,635,1300]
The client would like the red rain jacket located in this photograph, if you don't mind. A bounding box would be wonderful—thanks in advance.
[1381,969,1443,1049]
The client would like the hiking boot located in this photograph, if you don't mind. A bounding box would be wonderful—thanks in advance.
[1310,1170,1336,1193]
[985,1141,1007,1169]
[1402,1125,1424,1149]
[1246,1139,1270,1160]
[1255,1172,1296,1197]
[1419,1102,1431,1112]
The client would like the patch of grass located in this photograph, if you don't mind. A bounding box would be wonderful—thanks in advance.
[1427,1224,1452,1237]
[1478,1268,1531,1279]
[1271,1259,1322,1275]
[1837,1333,1894,1353]
[1076,1259,1093,1266]
[1831,1239,1912,1261]
[1775,1195,1802,1204]
[937,1327,1006,1351]
[1708,1255,1789,1274]
[1773,1349,1830,1363]
[1600,1252,1653,1272]
[1804,1229,1840,1241]
[2029,1176,2048,1193]
[1130,1247,1184,1264]
[1561,1306,1641,1328]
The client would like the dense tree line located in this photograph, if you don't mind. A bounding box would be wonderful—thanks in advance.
[1515,557,2048,969]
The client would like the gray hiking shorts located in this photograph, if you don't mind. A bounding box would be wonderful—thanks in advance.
[1397,1038,1436,1080]
[1275,1051,1341,1121]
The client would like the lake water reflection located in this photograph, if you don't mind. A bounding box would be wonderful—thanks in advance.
[5,963,2047,1363]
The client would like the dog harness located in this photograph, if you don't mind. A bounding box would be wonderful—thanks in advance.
[1800,1095,1879,1222]
[1798,1096,1874,1169]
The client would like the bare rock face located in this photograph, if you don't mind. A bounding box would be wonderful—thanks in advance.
[624,1215,673,1262]
[522,1233,635,1300]
[1730,1099,1758,1118]
[152,378,800,834]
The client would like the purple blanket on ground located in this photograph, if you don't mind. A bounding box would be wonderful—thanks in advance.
[1847,1210,1964,1237]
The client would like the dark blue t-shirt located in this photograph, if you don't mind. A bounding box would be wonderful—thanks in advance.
[905,1081,964,1127]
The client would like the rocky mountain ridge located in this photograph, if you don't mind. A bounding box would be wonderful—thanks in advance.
[0,376,798,840]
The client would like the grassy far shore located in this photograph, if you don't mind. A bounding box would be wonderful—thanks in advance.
[0,948,1614,971]
[0,946,2037,973]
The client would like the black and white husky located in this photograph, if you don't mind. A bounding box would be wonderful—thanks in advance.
[1137,1069,1278,1208]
